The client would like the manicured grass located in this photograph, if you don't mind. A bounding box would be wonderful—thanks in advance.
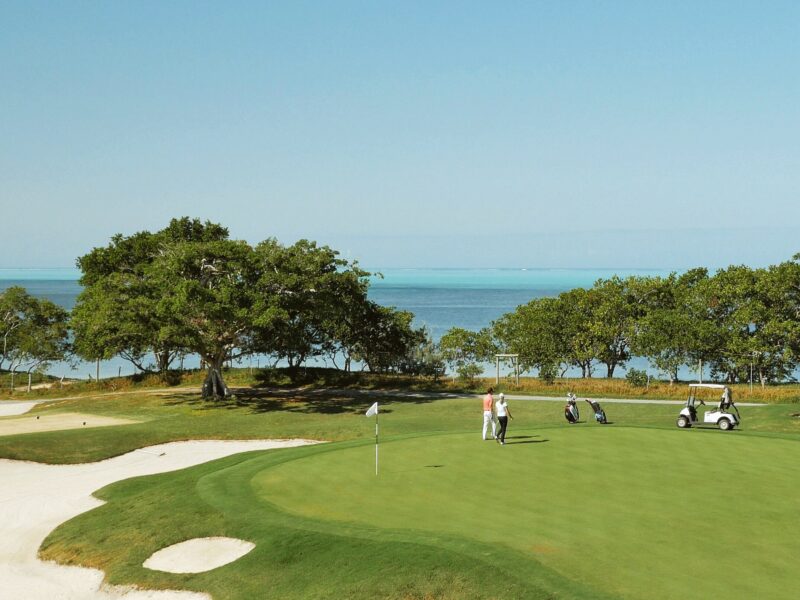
[41,441,606,599]
[32,392,800,599]
[3,388,799,464]
[256,429,800,599]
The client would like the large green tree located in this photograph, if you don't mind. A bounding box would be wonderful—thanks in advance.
[73,218,230,373]
[75,218,388,398]
[439,326,496,381]
[0,286,69,391]
[349,304,427,374]
[250,239,372,373]
[492,297,566,379]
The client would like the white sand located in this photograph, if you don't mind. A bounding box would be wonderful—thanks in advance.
[143,537,256,574]
[0,439,320,599]
[0,400,42,417]
[0,412,139,436]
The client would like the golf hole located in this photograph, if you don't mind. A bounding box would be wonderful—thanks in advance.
[143,537,255,573]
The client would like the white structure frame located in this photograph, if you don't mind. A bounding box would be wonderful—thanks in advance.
[495,353,520,385]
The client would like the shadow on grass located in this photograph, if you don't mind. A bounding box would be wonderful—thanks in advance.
[504,439,549,445]
[160,386,451,415]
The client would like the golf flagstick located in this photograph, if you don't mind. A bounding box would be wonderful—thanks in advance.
[365,401,379,475]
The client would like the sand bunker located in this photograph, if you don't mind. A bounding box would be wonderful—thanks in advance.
[0,438,320,599]
[0,400,42,417]
[0,412,139,436]
[144,537,256,574]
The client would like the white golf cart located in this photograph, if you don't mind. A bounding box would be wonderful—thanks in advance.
[677,383,741,431]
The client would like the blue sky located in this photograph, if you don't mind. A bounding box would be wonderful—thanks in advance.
[1,1,798,268]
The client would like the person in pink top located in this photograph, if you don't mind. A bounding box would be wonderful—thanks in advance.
[482,387,497,440]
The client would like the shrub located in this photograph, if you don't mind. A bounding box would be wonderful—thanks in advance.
[456,363,483,383]
[625,368,649,387]
[538,363,558,384]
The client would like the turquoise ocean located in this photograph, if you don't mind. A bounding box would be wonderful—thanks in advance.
[1,267,678,380]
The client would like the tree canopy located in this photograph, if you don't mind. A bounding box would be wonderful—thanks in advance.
[485,259,800,384]
[0,286,70,390]
[71,217,424,397]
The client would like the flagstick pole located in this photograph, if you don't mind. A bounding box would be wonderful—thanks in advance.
[375,410,379,476]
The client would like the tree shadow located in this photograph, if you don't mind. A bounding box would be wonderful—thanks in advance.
[160,386,451,415]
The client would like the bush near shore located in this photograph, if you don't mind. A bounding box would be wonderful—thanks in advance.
[1,366,798,404]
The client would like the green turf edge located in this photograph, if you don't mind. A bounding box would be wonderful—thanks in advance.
[41,441,615,600]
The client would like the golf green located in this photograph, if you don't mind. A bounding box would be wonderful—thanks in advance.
[254,428,800,600]
[37,397,800,599]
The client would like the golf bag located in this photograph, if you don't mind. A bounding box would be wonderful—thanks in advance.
[564,394,579,423]
[585,399,607,424]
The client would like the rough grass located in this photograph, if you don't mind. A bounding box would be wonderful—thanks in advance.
[2,366,799,403]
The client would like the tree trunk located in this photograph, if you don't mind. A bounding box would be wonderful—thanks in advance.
[27,371,32,392]
[606,362,616,378]
[202,357,231,399]
[156,350,168,373]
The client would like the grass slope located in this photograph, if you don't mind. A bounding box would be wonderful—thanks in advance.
[35,393,800,600]
[42,442,604,600]
[2,389,799,464]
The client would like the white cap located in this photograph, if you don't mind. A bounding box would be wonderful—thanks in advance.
[499,393,505,399]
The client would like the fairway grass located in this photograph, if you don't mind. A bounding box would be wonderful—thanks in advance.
[39,416,800,599]
[7,390,799,598]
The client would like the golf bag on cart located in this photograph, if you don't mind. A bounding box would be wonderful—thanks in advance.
[584,398,608,424]
[564,393,580,423]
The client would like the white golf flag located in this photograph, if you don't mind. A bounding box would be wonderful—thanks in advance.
[365,401,378,417]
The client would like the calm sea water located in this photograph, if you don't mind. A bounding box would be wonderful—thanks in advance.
[1,268,674,379]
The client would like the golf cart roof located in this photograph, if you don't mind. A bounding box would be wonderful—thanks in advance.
[688,383,728,390]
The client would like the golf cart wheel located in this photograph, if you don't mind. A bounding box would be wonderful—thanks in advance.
[718,418,732,431]
[677,416,690,428]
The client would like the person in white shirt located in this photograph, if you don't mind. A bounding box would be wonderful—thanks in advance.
[495,393,513,445]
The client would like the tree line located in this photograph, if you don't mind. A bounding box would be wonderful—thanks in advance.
[0,218,441,397]
[440,258,800,386]
[3,219,798,394]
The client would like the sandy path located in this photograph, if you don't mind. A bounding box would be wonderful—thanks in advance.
[0,439,320,600]
[0,412,139,436]
[0,388,201,417]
